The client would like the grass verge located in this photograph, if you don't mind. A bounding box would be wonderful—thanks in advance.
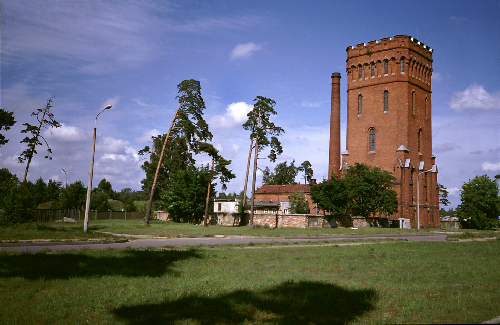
[0,241,498,324]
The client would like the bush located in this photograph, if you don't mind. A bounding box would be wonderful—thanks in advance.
[1,184,36,225]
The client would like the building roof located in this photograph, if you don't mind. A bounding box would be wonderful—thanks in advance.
[255,184,311,194]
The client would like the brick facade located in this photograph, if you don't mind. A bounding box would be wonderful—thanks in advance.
[330,35,440,228]
[253,184,320,215]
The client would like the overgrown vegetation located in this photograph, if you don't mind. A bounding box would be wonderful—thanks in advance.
[0,241,499,324]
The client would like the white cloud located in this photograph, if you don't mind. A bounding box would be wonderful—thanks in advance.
[42,124,87,142]
[231,42,262,60]
[301,101,321,108]
[447,187,460,196]
[482,162,500,172]
[449,84,500,111]
[102,96,121,110]
[96,136,130,154]
[135,129,161,143]
[431,72,444,82]
[209,102,253,128]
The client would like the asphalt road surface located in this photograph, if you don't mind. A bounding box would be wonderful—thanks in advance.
[0,233,448,252]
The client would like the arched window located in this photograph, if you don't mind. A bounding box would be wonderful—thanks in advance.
[358,65,362,80]
[358,94,362,115]
[400,58,405,73]
[369,128,375,152]
[384,90,389,112]
[371,63,375,77]
[384,60,388,74]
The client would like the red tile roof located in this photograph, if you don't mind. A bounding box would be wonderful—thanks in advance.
[255,184,311,194]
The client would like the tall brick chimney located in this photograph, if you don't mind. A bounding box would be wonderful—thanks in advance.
[328,72,341,178]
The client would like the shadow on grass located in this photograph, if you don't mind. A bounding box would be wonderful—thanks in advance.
[0,248,202,280]
[112,280,377,324]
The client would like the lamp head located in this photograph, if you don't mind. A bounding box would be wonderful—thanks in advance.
[104,105,112,110]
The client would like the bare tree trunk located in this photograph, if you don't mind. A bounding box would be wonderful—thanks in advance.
[204,158,215,226]
[240,137,254,224]
[144,103,185,226]
[249,112,261,228]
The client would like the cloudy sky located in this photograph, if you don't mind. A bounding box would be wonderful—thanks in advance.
[1,0,499,208]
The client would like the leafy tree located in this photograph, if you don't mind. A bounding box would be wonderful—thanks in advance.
[456,175,500,230]
[343,163,398,218]
[18,97,61,182]
[262,160,300,185]
[142,80,215,225]
[0,109,16,146]
[0,168,19,210]
[0,170,36,225]
[310,175,348,218]
[242,96,284,226]
[46,179,62,203]
[310,163,398,219]
[90,189,111,212]
[97,178,114,198]
[66,181,87,210]
[437,183,450,206]
[159,167,213,224]
[33,177,48,207]
[288,191,310,214]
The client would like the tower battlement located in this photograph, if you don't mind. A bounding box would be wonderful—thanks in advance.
[346,35,433,62]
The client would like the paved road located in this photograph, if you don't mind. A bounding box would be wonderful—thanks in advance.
[0,233,448,252]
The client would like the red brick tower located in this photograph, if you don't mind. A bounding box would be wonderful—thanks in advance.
[340,35,439,228]
[328,72,341,178]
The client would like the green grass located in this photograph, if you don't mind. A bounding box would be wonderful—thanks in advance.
[89,219,436,237]
[0,222,121,241]
[443,229,500,240]
[0,241,499,324]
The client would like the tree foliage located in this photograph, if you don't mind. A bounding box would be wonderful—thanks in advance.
[0,109,16,146]
[456,175,500,230]
[18,97,61,182]
[310,163,398,219]
[159,167,214,224]
[288,191,310,214]
[262,160,313,186]
[437,183,450,206]
[300,160,314,184]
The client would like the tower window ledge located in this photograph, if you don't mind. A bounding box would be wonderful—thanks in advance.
[368,151,376,154]
[371,76,375,79]
[378,75,381,78]
[384,111,389,114]
[365,77,369,80]
[391,72,396,75]
[358,114,362,117]
[384,74,388,76]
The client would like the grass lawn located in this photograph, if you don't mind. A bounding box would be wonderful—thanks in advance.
[0,240,498,324]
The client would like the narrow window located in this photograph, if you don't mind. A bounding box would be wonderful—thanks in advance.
[418,129,422,153]
[358,94,362,115]
[218,203,222,211]
[401,58,405,73]
[358,65,362,80]
[371,63,375,77]
[412,91,415,115]
[384,60,388,74]
[425,96,428,118]
[384,91,389,112]
[369,128,375,152]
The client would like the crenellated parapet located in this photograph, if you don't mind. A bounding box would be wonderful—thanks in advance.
[345,35,433,89]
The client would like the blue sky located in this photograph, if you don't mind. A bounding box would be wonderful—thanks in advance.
[1,0,499,208]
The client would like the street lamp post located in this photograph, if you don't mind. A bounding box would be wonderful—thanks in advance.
[416,168,432,231]
[84,105,111,232]
[62,169,67,210]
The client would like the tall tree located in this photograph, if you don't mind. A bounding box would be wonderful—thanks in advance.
[242,96,284,227]
[309,175,348,218]
[66,180,87,210]
[18,97,61,182]
[0,109,16,146]
[142,80,214,226]
[456,175,500,230]
[300,160,313,184]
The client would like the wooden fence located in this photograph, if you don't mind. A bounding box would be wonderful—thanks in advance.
[35,209,143,222]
